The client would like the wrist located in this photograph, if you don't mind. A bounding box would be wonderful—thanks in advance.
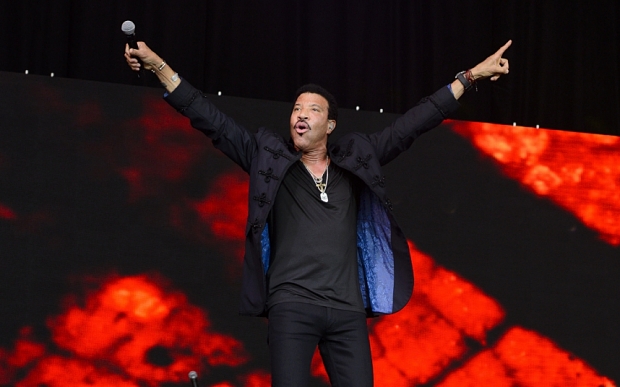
[455,69,478,92]
[144,56,163,71]
[455,70,472,90]
[469,65,484,81]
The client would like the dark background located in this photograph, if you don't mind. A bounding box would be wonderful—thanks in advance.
[1,0,619,134]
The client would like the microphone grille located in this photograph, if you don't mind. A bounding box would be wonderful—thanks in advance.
[121,20,135,35]
[188,371,198,379]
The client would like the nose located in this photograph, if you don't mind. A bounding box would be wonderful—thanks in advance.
[297,109,308,121]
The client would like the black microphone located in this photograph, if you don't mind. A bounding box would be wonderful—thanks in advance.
[188,370,199,387]
[121,20,144,79]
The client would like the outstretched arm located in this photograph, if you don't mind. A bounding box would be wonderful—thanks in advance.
[368,40,512,164]
[123,41,258,172]
[124,41,181,93]
[450,40,512,100]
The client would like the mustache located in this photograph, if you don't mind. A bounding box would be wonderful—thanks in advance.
[295,119,312,131]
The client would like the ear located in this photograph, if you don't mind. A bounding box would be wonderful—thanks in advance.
[327,120,336,134]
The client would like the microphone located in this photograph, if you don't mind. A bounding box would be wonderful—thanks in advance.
[188,370,199,387]
[121,20,144,79]
[121,20,138,49]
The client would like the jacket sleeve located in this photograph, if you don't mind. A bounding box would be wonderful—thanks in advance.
[367,86,460,166]
[164,79,256,173]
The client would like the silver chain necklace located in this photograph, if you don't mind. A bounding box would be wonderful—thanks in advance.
[302,157,329,202]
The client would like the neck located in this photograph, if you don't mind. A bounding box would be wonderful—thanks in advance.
[300,149,329,178]
[300,148,328,165]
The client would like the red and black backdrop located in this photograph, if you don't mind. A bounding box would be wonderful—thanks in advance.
[1,1,620,385]
[0,71,618,386]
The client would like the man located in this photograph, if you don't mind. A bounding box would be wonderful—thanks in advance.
[125,40,511,386]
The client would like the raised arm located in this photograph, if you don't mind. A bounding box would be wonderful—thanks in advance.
[123,42,257,172]
[368,40,513,164]
[450,40,512,99]
[124,41,181,93]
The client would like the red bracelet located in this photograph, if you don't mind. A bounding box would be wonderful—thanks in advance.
[465,69,478,92]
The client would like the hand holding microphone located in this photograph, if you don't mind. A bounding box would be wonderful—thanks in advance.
[121,20,165,75]
[121,20,161,74]
[121,20,182,92]
[121,20,145,78]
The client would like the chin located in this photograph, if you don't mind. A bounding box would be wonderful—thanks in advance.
[293,141,305,151]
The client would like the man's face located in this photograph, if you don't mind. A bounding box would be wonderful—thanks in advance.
[289,92,335,152]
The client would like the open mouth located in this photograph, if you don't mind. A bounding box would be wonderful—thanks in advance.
[294,121,310,134]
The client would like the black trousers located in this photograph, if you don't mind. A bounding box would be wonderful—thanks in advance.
[267,302,373,387]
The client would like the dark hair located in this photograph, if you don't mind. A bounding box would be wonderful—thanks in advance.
[294,84,338,121]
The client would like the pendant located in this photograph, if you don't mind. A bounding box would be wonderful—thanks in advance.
[320,192,328,202]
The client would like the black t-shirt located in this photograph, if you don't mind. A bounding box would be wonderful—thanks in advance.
[266,161,364,313]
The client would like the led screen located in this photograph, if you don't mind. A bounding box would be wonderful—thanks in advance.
[0,72,617,386]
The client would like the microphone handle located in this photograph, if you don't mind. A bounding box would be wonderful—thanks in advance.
[126,34,144,79]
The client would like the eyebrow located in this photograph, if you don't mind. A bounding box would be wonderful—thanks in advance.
[294,103,324,109]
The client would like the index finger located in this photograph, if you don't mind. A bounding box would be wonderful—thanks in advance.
[495,40,512,57]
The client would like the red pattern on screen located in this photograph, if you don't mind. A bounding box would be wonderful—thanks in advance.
[118,98,206,202]
[452,121,620,245]
[4,101,617,387]
[0,275,268,387]
[437,327,615,387]
[310,243,615,386]
[192,171,249,261]
[0,263,614,386]
[0,203,16,220]
[111,98,249,261]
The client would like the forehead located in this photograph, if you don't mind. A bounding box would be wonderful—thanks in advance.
[294,92,329,108]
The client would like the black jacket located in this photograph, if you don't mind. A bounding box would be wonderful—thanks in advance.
[165,80,460,317]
